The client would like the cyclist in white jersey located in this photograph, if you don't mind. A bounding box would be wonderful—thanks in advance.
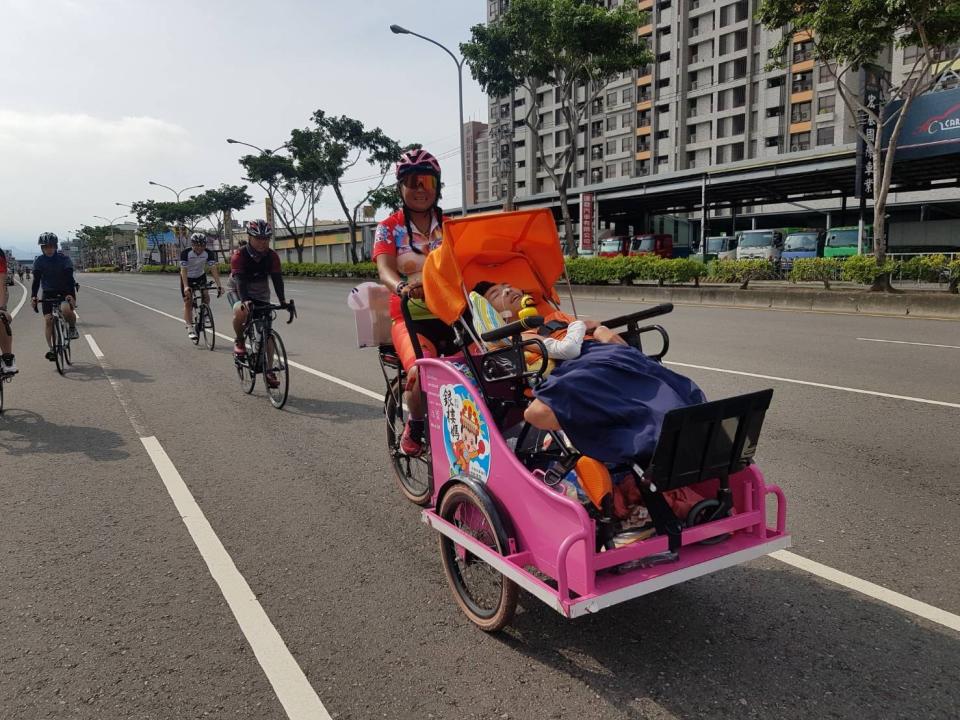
[180,233,223,340]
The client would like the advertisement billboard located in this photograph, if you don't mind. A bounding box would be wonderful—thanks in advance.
[883,86,960,160]
[580,192,595,252]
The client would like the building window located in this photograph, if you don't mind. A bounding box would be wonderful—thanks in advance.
[591,144,604,160]
[606,138,617,154]
[817,126,835,146]
[636,160,651,176]
[790,132,810,152]
[622,111,632,128]
[606,115,618,131]
[500,103,510,118]
[605,162,617,178]
[621,87,634,103]
[591,168,604,183]
[622,160,632,176]
[606,90,617,106]
[818,63,837,83]
[818,93,836,115]
[791,101,811,123]
[621,136,633,152]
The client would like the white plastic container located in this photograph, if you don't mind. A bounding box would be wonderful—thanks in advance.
[347,282,394,348]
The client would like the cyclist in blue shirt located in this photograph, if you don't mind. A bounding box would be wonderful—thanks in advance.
[30,233,79,362]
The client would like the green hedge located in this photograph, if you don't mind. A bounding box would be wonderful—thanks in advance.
[564,256,707,285]
[789,258,840,287]
[708,259,777,285]
[85,266,121,272]
[138,261,378,278]
[899,254,949,282]
[840,255,898,284]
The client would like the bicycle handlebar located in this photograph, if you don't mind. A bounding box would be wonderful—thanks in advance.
[480,315,545,343]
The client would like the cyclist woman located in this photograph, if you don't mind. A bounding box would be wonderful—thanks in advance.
[374,148,454,456]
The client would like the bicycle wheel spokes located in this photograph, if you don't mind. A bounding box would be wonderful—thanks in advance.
[201,305,215,350]
[265,330,289,409]
[53,318,65,375]
[191,306,202,346]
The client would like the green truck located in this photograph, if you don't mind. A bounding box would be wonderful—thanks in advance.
[823,226,873,258]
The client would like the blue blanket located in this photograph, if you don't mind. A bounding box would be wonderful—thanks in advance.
[533,342,707,465]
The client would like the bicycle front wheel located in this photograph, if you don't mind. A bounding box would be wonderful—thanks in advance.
[201,305,215,351]
[385,376,432,505]
[53,320,65,375]
[265,330,289,409]
[63,325,73,366]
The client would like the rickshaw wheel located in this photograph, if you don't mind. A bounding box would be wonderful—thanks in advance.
[438,484,518,632]
[385,377,432,505]
[686,498,731,545]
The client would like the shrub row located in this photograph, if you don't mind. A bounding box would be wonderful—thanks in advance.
[85,266,121,272]
[138,262,378,278]
[564,256,708,285]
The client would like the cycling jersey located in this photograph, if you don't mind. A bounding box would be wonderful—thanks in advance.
[180,248,216,279]
[32,252,75,298]
[229,245,284,304]
[0,251,7,276]
[372,209,445,321]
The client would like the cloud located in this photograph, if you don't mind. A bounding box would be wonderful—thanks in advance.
[0,111,193,254]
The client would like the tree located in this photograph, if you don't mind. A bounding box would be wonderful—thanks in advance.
[193,184,253,261]
[239,149,321,264]
[294,111,403,263]
[130,199,202,265]
[462,0,651,256]
[757,0,960,292]
[75,225,113,266]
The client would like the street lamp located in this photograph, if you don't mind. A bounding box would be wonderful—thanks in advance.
[147,180,204,202]
[390,24,468,216]
[93,214,129,266]
[226,137,290,238]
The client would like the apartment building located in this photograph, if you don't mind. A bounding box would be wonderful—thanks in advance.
[482,0,859,201]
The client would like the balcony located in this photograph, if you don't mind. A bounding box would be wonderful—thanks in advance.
[791,58,815,74]
[789,120,812,135]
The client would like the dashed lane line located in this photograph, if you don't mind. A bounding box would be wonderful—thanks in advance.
[83,332,332,720]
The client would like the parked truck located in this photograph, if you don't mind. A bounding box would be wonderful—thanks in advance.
[598,233,689,259]
[780,229,824,271]
[698,235,739,262]
[823,226,873,258]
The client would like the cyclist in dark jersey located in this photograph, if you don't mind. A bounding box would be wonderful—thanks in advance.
[227,220,287,387]
[30,233,78,362]
[0,249,15,374]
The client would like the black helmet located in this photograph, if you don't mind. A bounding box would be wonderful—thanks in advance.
[38,232,59,246]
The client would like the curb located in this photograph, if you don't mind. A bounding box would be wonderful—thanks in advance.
[562,283,960,320]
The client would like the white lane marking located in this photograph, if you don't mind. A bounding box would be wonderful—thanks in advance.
[84,334,332,720]
[85,334,105,359]
[88,280,960,630]
[857,337,960,350]
[771,550,960,633]
[86,284,382,401]
[141,437,332,720]
[666,361,960,410]
[11,279,29,317]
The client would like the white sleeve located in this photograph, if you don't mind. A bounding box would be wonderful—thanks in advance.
[540,320,586,360]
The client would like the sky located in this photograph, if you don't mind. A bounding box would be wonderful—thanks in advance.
[0,0,489,259]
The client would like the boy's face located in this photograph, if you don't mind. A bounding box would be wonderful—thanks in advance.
[482,283,523,316]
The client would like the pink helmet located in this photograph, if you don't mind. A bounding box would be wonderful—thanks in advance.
[396,148,441,181]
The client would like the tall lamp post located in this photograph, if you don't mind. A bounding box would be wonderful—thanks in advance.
[226,138,289,243]
[390,24,468,216]
[147,181,204,251]
[93,214,128,267]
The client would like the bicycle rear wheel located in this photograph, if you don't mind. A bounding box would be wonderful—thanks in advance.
[0,377,5,414]
[265,331,289,409]
[201,305,216,350]
[237,356,256,394]
[53,320,65,375]
[385,376,432,505]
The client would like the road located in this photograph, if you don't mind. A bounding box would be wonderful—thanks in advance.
[2,273,958,719]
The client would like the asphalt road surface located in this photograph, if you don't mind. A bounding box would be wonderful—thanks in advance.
[2,274,958,719]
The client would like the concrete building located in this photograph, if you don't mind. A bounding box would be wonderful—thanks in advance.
[480,0,960,249]
[463,121,491,206]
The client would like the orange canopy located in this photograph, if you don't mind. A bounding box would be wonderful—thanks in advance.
[422,208,565,325]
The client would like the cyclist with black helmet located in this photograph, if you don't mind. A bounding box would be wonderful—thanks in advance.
[180,232,223,340]
[227,220,287,387]
[373,148,454,456]
[30,233,78,361]
[0,249,15,374]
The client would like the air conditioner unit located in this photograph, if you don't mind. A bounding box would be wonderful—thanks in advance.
[789,144,801,152]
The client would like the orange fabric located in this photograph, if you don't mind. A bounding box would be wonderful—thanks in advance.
[422,208,565,325]
[390,321,439,373]
[575,456,613,511]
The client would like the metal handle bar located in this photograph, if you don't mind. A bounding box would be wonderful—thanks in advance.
[480,315,545,343]
[601,303,673,330]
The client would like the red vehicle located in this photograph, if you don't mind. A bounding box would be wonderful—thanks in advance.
[629,233,674,258]
[597,235,630,258]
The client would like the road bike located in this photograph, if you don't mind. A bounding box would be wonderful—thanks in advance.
[35,294,74,376]
[0,312,12,413]
[235,300,296,409]
[188,281,220,350]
